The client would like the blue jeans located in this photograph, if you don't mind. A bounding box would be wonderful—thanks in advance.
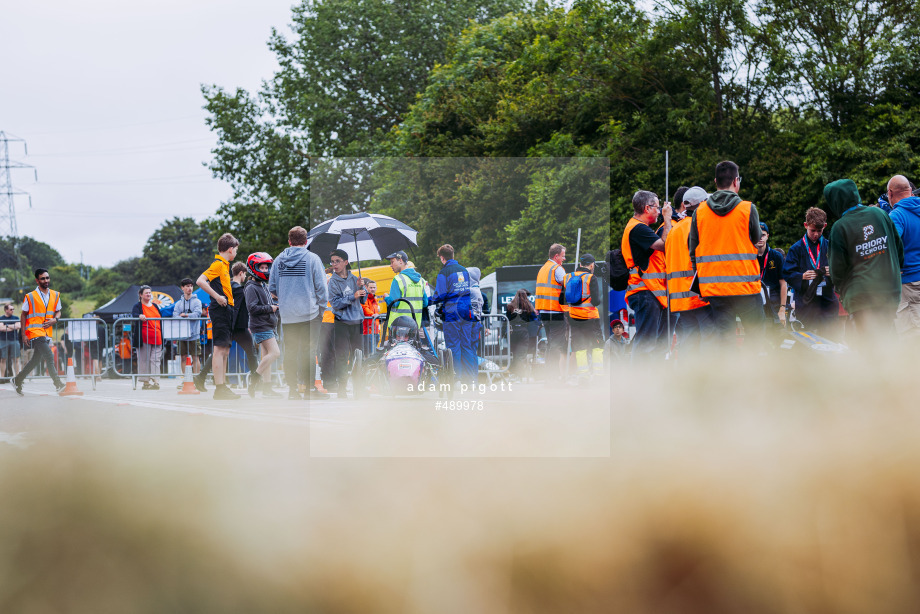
[706,294,765,350]
[675,305,715,356]
[627,290,665,359]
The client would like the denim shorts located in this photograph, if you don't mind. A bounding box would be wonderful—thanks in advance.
[252,330,276,344]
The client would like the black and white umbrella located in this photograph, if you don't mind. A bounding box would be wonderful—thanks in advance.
[307,212,418,277]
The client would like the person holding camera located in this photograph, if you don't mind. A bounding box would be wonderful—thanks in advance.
[782,207,839,340]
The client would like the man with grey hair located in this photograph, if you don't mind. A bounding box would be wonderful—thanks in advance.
[887,174,920,337]
[621,189,671,358]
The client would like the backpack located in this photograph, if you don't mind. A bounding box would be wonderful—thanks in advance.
[606,249,629,291]
[565,272,588,305]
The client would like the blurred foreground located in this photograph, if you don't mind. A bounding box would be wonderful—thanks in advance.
[2,345,920,613]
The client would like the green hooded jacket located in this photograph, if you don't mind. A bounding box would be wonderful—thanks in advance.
[824,179,903,313]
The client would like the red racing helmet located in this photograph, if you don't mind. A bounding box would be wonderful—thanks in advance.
[247,252,273,282]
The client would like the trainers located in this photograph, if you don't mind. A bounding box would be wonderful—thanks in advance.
[150,382,160,391]
[308,390,330,400]
[55,382,66,393]
[14,380,23,396]
[262,383,283,398]
[288,389,303,400]
[213,385,240,400]
[193,375,207,393]
[248,372,261,399]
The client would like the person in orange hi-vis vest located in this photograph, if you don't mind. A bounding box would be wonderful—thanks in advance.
[12,268,66,395]
[621,190,672,359]
[560,253,604,380]
[688,160,765,349]
[534,243,569,386]
[665,186,715,356]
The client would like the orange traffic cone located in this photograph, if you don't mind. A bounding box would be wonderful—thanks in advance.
[59,358,84,396]
[178,356,200,395]
[314,357,328,393]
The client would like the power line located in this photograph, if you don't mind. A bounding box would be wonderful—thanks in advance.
[17,209,214,218]
[26,137,215,158]
[35,180,218,187]
[37,173,215,186]
[19,114,204,137]
[25,144,208,158]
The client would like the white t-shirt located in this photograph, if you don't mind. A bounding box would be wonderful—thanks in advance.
[554,265,565,284]
[22,287,62,314]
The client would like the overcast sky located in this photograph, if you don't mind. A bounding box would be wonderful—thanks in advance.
[0,0,296,268]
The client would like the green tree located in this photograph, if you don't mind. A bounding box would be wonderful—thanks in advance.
[49,265,85,295]
[85,267,133,309]
[202,0,529,243]
[136,218,215,286]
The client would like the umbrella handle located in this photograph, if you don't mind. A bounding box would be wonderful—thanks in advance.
[352,231,365,302]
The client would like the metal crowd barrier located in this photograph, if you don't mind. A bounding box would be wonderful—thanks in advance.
[478,314,511,380]
[11,312,514,392]
[111,317,205,389]
[19,317,108,390]
[112,316,290,391]
[362,314,385,356]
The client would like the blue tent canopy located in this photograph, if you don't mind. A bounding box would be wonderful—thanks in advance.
[194,287,211,307]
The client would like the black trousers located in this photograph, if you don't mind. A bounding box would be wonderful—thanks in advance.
[282,317,321,389]
[200,329,259,379]
[542,317,568,381]
[332,321,361,392]
[319,322,335,388]
[569,317,603,353]
[706,294,765,351]
[15,337,63,387]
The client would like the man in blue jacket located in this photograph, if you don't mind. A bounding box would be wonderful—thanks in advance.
[887,174,920,337]
[782,207,840,340]
[430,244,475,391]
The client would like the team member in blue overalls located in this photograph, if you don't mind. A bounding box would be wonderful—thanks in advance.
[430,244,475,390]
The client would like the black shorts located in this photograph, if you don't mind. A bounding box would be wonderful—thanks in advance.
[210,307,234,348]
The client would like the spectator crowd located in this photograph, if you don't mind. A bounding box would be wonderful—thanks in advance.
[6,161,915,397]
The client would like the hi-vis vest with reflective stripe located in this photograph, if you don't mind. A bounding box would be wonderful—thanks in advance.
[621,218,667,308]
[694,200,760,297]
[563,272,599,320]
[665,216,709,312]
[387,273,425,330]
[24,289,60,340]
[535,260,569,313]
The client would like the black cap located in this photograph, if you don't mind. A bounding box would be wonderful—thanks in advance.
[760,222,769,234]
[330,249,349,261]
[580,253,595,265]
[387,250,408,263]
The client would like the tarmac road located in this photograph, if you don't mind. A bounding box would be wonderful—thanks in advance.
[0,376,611,457]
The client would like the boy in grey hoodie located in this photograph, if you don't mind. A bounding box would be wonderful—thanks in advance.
[327,249,366,398]
[268,226,328,400]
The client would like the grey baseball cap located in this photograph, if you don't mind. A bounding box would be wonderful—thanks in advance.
[683,186,709,207]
